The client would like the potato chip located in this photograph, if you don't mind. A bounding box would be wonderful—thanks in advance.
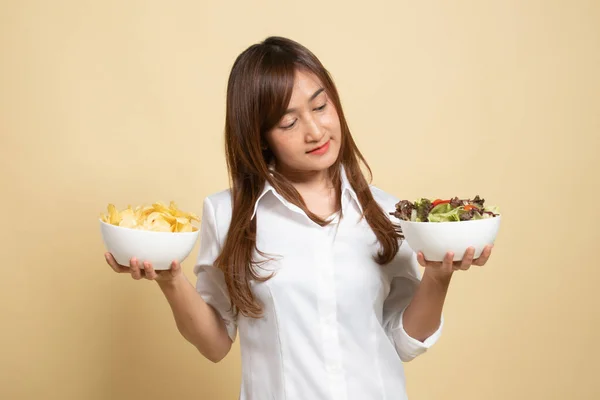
[143,212,172,232]
[108,204,120,225]
[169,200,200,222]
[100,201,199,232]
[119,207,138,229]
[175,216,194,232]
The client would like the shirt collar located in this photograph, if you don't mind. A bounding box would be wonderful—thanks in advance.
[339,164,363,214]
[251,163,363,220]
[251,178,274,220]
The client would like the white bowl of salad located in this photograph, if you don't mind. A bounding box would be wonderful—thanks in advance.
[391,195,501,262]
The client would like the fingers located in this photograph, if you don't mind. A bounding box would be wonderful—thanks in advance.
[416,252,429,267]
[105,253,129,273]
[142,261,158,280]
[458,247,476,270]
[104,253,178,281]
[472,245,493,266]
[418,251,454,275]
[129,258,144,280]
[417,251,451,270]
[442,251,456,273]
[169,260,180,277]
[418,245,494,275]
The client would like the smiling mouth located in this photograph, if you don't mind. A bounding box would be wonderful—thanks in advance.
[307,140,330,153]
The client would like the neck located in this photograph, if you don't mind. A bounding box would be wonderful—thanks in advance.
[273,163,333,192]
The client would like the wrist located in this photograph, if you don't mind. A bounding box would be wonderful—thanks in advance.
[422,267,453,288]
[156,274,187,291]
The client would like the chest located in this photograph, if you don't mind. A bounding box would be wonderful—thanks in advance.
[298,187,339,219]
[251,196,391,311]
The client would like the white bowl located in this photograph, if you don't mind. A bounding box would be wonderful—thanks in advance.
[398,215,501,262]
[100,219,200,270]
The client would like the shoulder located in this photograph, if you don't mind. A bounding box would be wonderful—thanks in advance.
[369,185,420,276]
[369,185,400,215]
[202,189,233,242]
[205,188,233,214]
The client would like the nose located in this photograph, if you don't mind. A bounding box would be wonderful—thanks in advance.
[305,116,325,143]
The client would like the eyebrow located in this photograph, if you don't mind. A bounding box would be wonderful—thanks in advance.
[283,88,325,115]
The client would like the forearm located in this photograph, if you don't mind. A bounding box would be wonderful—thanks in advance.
[157,275,232,362]
[402,269,452,342]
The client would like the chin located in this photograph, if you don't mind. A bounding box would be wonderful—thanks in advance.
[308,151,339,171]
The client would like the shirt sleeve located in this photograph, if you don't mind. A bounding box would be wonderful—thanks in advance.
[382,241,444,362]
[193,197,237,342]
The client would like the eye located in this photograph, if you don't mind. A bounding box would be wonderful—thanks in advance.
[281,119,297,130]
[314,103,327,111]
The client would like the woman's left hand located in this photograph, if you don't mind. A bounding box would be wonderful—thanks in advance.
[417,245,494,278]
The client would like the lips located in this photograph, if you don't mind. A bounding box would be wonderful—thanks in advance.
[307,140,330,154]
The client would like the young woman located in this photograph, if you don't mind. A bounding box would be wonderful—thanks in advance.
[105,36,493,400]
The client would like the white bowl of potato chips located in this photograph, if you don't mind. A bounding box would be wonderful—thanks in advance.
[99,201,200,270]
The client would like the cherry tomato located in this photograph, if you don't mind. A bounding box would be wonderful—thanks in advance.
[432,199,450,207]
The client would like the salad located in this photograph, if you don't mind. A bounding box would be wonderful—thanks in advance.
[391,195,500,222]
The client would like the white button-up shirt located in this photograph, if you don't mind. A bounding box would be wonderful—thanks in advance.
[193,166,443,400]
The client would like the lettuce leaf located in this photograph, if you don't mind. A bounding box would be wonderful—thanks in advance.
[414,198,433,222]
[427,203,462,222]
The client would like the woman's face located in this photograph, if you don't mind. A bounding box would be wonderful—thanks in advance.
[265,69,341,178]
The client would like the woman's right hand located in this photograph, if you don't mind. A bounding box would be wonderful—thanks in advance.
[104,252,183,282]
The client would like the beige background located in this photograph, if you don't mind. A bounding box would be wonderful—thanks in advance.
[2,1,599,399]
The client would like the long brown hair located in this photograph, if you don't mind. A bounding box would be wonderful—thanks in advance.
[215,36,401,318]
